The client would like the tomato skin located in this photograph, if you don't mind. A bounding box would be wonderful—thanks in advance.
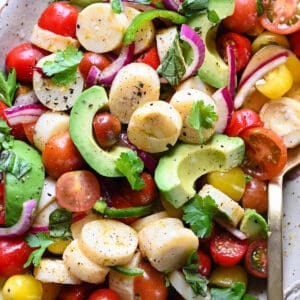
[58,283,94,300]
[245,240,267,279]
[22,121,37,145]
[197,249,212,277]
[226,109,264,137]
[222,0,259,34]
[0,181,5,225]
[38,2,78,38]
[134,260,168,300]
[87,288,120,300]
[218,32,252,72]
[56,170,101,212]
[210,231,248,267]
[0,237,33,277]
[79,52,111,80]
[93,112,121,148]
[288,30,300,58]
[42,131,85,179]
[240,127,287,180]
[136,47,160,70]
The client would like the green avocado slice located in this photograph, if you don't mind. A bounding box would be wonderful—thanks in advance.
[69,86,130,177]
[5,140,45,226]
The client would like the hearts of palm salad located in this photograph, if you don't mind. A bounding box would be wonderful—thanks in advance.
[1,0,300,299]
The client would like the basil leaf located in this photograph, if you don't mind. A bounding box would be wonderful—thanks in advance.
[0,69,18,107]
[49,208,73,240]
[111,0,123,13]
[179,0,208,17]
[111,265,144,276]
[211,282,247,300]
[256,0,264,16]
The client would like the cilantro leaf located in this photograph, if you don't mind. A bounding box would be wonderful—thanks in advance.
[116,151,145,190]
[183,194,218,238]
[42,46,83,86]
[182,250,208,297]
[111,0,123,13]
[157,36,186,86]
[256,0,264,16]
[211,282,247,300]
[49,208,72,240]
[188,100,218,144]
[0,69,18,107]
[24,233,54,267]
[179,0,208,17]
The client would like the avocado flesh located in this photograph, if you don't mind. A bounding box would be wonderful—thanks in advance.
[69,86,130,177]
[5,140,45,226]
[239,209,269,241]
[154,134,245,208]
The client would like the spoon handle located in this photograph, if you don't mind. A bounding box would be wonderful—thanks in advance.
[268,176,284,300]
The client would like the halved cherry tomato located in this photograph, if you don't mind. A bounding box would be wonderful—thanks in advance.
[56,170,101,212]
[136,46,160,70]
[87,288,120,300]
[38,2,78,38]
[226,109,264,137]
[197,249,212,277]
[93,112,121,149]
[245,240,267,279]
[218,32,252,72]
[240,127,287,180]
[5,43,45,82]
[42,131,85,179]
[0,181,5,225]
[210,231,248,267]
[288,30,300,58]
[79,52,111,80]
[261,0,300,35]
[134,260,168,300]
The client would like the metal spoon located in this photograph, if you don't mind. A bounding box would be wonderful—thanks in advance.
[268,146,300,300]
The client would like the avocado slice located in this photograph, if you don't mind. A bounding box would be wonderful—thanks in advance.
[239,209,269,241]
[154,134,245,208]
[69,86,130,177]
[5,140,45,226]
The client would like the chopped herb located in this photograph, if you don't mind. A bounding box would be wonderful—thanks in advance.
[0,69,18,107]
[179,0,208,17]
[24,233,54,267]
[0,119,13,151]
[208,10,220,23]
[211,282,248,300]
[245,174,253,182]
[116,151,145,190]
[42,46,83,86]
[154,1,165,8]
[127,0,151,4]
[49,208,73,240]
[183,194,218,238]
[111,0,123,13]
[111,265,144,276]
[256,0,264,16]
[188,100,218,144]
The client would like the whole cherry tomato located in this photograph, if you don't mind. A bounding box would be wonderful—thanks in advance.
[288,30,300,58]
[197,249,212,277]
[136,47,160,70]
[87,288,120,300]
[59,283,94,300]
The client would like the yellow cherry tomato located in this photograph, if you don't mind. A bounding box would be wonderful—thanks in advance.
[47,239,71,255]
[285,55,300,83]
[2,274,43,300]
[207,167,246,202]
[255,63,293,100]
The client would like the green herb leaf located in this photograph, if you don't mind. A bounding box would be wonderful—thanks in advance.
[116,151,145,190]
[0,119,13,151]
[49,208,73,240]
[42,46,83,86]
[256,0,264,16]
[211,282,247,300]
[24,233,54,267]
[208,10,220,23]
[129,0,151,4]
[0,69,18,107]
[111,0,123,13]
[111,265,144,276]
[182,250,208,296]
[179,0,208,17]
[157,36,186,86]
[188,100,218,144]
[154,1,165,8]
[243,294,259,300]
[245,174,253,182]
[183,194,218,238]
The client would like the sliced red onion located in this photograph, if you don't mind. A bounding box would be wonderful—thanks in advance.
[226,44,236,98]
[212,87,233,133]
[162,0,182,11]
[234,52,289,109]
[4,103,48,126]
[14,90,39,106]
[180,24,205,81]
[30,225,49,233]
[86,65,101,88]
[98,43,135,85]
[0,199,37,238]
[215,218,248,240]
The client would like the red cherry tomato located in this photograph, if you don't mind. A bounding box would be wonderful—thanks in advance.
[218,32,252,72]
[226,109,264,137]
[222,0,259,34]
[121,172,158,206]
[261,0,300,35]
[5,43,45,82]
[136,46,160,70]
[288,30,300,58]
[93,112,121,148]
[79,52,111,80]
[56,170,101,212]
[197,249,212,277]
[22,121,37,145]
[0,237,33,277]
[42,131,85,179]
[134,260,168,300]
[87,288,120,300]
[38,2,78,38]
[240,127,287,180]
[0,182,5,225]
[210,231,248,267]
[245,240,267,279]
[59,283,94,300]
